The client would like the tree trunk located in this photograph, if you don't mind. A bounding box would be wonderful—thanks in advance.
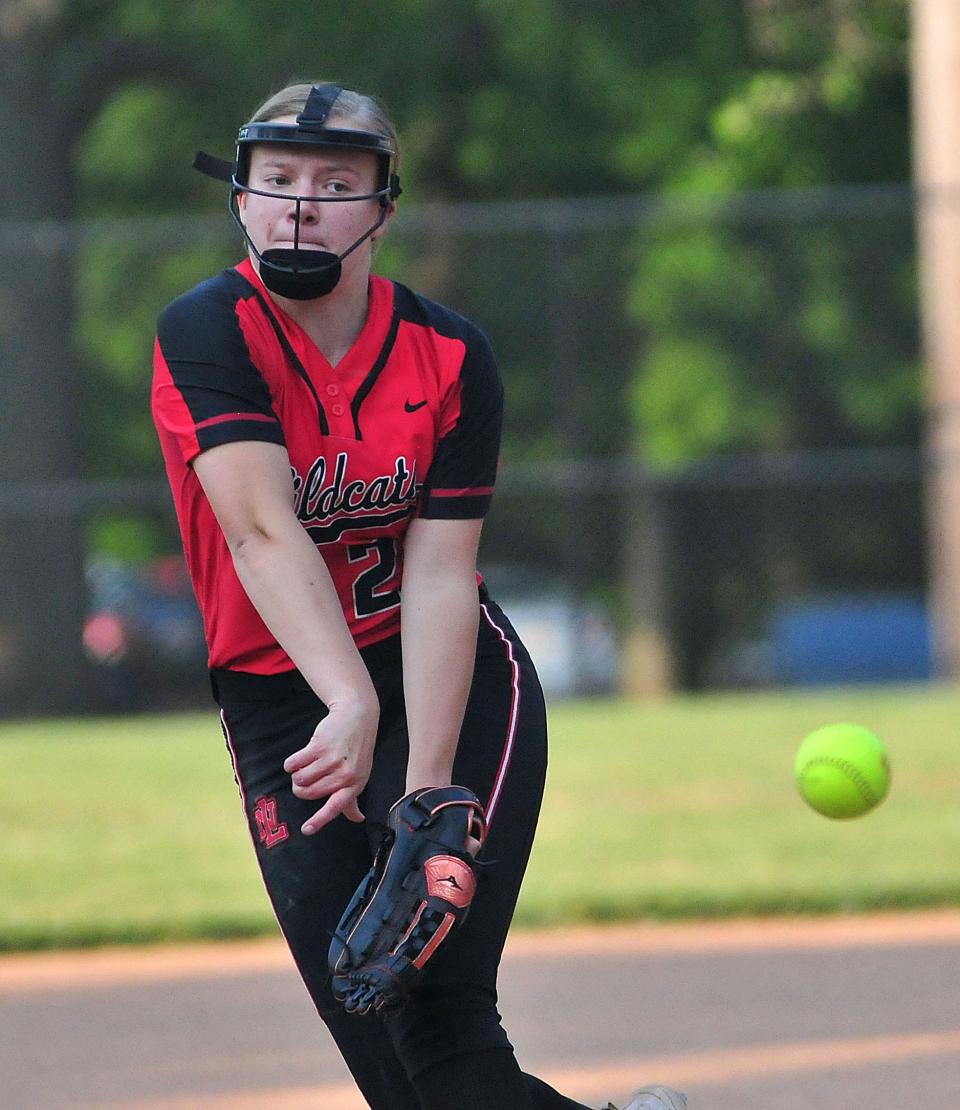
[0,37,93,714]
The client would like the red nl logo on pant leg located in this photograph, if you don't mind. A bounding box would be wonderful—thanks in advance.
[254,796,289,848]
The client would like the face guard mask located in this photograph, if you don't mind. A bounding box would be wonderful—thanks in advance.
[193,84,402,300]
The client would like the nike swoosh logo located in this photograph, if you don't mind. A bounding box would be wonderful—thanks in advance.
[405,399,428,413]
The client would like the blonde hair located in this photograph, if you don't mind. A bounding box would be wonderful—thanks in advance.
[248,82,400,167]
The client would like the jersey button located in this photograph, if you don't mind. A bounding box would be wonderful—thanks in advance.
[331,402,346,416]
[325,384,340,396]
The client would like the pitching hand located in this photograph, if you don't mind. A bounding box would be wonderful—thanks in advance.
[283,697,378,834]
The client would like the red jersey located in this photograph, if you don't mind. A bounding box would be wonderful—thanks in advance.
[152,259,502,673]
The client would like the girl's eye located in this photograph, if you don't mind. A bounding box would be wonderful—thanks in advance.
[265,175,289,189]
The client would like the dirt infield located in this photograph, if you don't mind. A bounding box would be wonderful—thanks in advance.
[6,911,960,1109]
[5,908,960,994]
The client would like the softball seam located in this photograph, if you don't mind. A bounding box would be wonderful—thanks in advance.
[798,755,883,806]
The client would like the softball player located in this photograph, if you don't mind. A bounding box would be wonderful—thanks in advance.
[152,80,686,1110]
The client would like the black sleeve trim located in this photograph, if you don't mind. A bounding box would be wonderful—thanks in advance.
[419,327,503,520]
[157,273,285,453]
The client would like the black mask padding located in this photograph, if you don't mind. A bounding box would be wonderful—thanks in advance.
[258,249,342,300]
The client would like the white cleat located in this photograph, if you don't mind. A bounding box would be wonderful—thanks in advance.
[610,1085,688,1110]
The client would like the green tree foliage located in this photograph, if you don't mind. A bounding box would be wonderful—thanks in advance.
[628,0,915,465]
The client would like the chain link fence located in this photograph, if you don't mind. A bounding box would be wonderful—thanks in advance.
[0,185,933,714]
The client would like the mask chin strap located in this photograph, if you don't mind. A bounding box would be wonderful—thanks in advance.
[224,187,392,301]
[331,202,391,263]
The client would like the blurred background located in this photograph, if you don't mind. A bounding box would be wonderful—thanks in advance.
[1,0,957,715]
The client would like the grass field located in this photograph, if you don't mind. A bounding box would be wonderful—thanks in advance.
[3,682,959,951]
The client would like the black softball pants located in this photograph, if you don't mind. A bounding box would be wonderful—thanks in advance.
[212,591,590,1110]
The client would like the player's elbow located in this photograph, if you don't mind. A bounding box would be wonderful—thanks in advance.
[218,498,297,562]
[228,523,272,563]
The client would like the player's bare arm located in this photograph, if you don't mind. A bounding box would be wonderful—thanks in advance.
[399,516,483,797]
[193,439,379,832]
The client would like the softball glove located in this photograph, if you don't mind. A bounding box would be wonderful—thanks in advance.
[327,785,487,1015]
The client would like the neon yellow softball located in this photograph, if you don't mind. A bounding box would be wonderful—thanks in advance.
[794,723,891,819]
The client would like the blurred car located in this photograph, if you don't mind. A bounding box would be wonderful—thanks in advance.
[479,563,620,697]
[83,555,208,709]
[703,591,932,689]
[84,555,620,707]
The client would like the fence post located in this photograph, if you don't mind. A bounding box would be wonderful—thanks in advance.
[912,0,960,679]
[546,220,594,593]
[621,467,674,696]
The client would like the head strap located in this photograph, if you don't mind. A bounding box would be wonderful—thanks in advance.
[192,83,400,200]
[296,84,343,128]
[192,150,233,183]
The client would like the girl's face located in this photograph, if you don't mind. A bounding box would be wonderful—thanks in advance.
[239,115,390,283]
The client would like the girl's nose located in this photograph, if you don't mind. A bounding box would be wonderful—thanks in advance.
[287,197,320,225]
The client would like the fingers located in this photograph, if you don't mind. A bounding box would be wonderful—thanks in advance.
[302,790,365,836]
[283,728,348,782]
[288,755,349,796]
[342,796,365,823]
[283,713,372,788]
[284,711,374,834]
[287,751,363,802]
[283,739,362,799]
[282,747,314,775]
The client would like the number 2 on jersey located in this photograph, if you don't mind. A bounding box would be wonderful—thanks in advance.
[347,538,401,618]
